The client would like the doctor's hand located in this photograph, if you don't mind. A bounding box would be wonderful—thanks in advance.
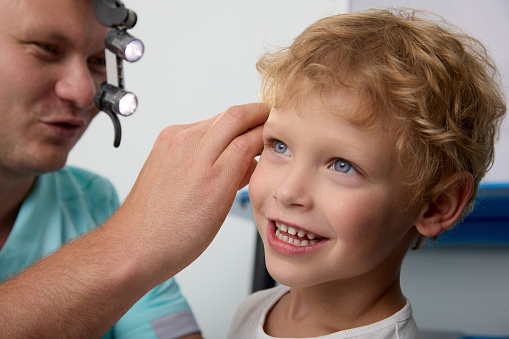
[0,103,268,339]
[113,102,269,284]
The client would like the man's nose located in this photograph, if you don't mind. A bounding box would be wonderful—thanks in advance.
[54,58,98,110]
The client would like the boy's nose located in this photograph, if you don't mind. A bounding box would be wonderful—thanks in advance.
[272,166,313,209]
[54,59,97,110]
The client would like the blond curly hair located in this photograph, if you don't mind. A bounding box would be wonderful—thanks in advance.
[257,9,506,222]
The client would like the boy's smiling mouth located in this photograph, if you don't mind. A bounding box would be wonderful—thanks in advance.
[274,221,325,246]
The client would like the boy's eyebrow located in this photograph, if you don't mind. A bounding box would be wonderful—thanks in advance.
[263,111,285,129]
[263,120,275,130]
[262,119,283,137]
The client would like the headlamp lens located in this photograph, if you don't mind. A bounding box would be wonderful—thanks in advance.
[118,92,138,116]
[125,40,144,62]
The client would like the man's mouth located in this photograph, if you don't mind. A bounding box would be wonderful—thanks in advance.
[41,118,85,139]
[274,221,325,246]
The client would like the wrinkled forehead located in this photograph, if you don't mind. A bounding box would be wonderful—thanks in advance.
[2,0,95,21]
[2,0,107,46]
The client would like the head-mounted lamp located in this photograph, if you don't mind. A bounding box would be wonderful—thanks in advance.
[93,0,144,147]
[105,29,144,62]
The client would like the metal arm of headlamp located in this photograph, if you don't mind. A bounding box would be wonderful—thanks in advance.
[93,0,144,147]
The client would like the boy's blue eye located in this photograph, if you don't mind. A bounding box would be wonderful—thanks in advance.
[273,140,290,155]
[331,159,356,174]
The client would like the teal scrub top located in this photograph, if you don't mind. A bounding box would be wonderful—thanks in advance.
[0,166,200,339]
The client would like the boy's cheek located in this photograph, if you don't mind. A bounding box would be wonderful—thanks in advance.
[248,161,274,211]
[249,174,269,240]
[248,168,265,209]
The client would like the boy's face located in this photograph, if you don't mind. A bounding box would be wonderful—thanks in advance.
[249,88,422,288]
[0,0,108,176]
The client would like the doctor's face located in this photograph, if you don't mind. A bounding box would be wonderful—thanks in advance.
[0,0,109,177]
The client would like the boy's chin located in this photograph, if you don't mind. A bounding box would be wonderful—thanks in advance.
[265,260,323,289]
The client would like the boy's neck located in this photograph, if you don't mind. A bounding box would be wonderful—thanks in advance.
[265,274,406,337]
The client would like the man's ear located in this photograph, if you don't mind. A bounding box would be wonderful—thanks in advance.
[415,172,474,237]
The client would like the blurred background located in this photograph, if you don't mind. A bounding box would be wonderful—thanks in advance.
[68,0,509,338]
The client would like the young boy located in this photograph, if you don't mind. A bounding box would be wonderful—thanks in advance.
[228,8,506,338]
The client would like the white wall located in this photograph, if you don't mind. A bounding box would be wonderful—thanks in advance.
[67,0,509,338]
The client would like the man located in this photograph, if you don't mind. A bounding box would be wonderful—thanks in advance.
[0,0,268,337]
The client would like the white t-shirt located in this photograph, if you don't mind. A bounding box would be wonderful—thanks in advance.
[228,285,420,339]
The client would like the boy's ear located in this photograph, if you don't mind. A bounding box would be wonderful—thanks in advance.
[414,172,474,237]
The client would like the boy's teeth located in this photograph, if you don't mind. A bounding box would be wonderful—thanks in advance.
[274,222,323,247]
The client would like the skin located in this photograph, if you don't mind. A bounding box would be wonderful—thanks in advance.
[0,0,270,337]
[249,88,471,337]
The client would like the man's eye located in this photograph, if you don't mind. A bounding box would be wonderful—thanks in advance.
[36,43,59,55]
[89,56,106,67]
[87,53,107,75]
[31,42,61,61]
[331,159,357,174]
[273,140,291,155]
